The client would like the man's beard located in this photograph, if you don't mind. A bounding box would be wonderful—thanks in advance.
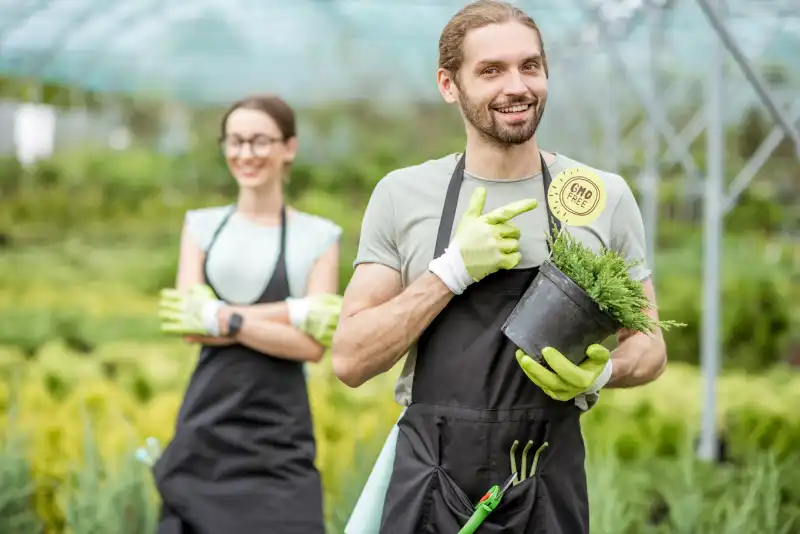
[459,91,545,147]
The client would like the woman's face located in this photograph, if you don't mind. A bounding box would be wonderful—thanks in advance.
[221,108,297,190]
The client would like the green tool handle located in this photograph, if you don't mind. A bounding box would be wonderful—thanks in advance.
[457,502,491,534]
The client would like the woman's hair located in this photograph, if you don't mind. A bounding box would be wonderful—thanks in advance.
[219,94,297,141]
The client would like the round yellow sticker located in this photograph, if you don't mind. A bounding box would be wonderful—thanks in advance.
[547,167,607,226]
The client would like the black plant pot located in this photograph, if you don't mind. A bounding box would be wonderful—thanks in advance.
[502,259,621,366]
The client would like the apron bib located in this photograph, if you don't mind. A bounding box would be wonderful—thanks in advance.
[153,205,325,534]
[377,153,590,534]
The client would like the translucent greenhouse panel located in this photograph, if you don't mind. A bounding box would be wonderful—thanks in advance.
[0,0,797,104]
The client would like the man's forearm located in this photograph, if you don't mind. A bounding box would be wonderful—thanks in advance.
[606,332,667,388]
[332,272,454,388]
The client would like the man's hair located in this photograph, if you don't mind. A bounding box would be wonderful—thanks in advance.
[438,0,549,80]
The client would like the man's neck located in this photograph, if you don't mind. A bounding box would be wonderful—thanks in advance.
[463,135,546,180]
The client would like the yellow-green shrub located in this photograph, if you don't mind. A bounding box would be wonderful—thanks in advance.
[2,340,800,532]
[0,341,400,531]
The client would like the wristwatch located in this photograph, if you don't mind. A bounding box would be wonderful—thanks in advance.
[227,312,244,337]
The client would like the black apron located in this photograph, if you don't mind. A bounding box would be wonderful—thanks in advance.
[379,153,589,534]
[153,205,325,534]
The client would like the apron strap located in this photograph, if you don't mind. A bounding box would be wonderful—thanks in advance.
[206,206,237,252]
[203,206,236,285]
[202,204,290,302]
[433,152,561,258]
[277,203,288,262]
[541,154,561,240]
[255,203,290,303]
[434,155,466,258]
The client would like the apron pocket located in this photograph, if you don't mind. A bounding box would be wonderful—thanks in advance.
[380,412,476,534]
[419,469,547,534]
[427,418,552,533]
[489,475,545,531]
[382,405,569,534]
[463,439,550,533]
[416,466,474,533]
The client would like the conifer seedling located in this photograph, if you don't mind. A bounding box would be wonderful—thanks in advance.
[546,228,686,334]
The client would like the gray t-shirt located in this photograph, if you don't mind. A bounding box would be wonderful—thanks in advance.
[186,206,342,304]
[354,152,650,411]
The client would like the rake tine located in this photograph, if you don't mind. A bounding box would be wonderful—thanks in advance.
[520,440,533,482]
[509,440,519,486]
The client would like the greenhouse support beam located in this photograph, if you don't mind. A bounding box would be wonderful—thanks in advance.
[698,0,725,464]
[722,100,800,215]
[657,24,789,168]
[695,0,800,158]
[580,0,704,183]
[64,0,179,93]
[0,0,56,51]
[27,2,109,77]
[615,74,697,166]
[30,1,146,77]
[641,5,663,280]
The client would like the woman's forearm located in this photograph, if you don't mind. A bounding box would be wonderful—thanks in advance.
[227,302,290,325]
[218,305,323,362]
[236,320,324,362]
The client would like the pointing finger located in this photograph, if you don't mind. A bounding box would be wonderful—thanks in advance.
[482,198,538,224]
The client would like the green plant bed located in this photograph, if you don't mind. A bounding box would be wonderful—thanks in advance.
[0,310,161,356]
[0,434,45,533]
[586,447,800,534]
[6,428,799,534]
[61,411,159,534]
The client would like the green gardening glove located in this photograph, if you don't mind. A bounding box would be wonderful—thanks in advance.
[286,293,343,348]
[428,187,538,294]
[515,344,613,402]
[159,284,226,336]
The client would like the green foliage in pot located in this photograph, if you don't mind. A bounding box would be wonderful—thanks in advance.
[547,229,686,334]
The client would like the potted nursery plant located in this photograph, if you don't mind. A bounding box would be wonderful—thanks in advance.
[502,227,685,366]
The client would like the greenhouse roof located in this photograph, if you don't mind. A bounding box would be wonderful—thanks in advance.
[1,0,799,105]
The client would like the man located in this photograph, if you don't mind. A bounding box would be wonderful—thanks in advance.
[332,1,668,532]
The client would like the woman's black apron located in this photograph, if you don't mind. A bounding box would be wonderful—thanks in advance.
[379,153,590,534]
[153,205,325,534]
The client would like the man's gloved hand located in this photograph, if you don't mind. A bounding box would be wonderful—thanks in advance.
[429,187,538,294]
[159,284,226,336]
[515,344,613,402]
[286,293,343,348]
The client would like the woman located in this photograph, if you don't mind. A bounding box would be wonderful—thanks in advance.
[153,94,342,534]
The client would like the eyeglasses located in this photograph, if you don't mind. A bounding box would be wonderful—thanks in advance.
[220,134,284,157]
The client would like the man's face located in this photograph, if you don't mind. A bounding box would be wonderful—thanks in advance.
[442,21,548,146]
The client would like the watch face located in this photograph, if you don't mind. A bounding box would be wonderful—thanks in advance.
[229,313,243,334]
